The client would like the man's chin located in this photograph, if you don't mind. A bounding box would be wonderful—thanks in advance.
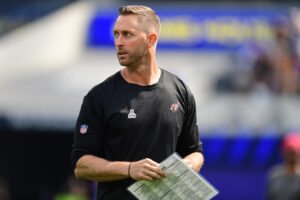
[118,60,130,67]
[119,62,127,67]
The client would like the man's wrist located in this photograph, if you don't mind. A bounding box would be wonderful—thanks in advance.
[128,162,132,178]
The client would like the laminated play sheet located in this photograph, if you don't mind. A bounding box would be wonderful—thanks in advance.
[128,153,218,200]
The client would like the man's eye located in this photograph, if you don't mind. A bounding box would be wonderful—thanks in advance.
[113,33,119,38]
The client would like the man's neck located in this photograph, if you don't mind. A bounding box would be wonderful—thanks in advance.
[121,63,161,86]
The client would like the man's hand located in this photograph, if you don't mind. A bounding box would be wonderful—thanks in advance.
[183,152,204,172]
[129,158,167,182]
[182,158,193,168]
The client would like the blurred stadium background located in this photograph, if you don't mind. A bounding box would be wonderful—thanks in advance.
[1,0,300,199]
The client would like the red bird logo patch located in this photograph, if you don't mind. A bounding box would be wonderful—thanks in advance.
[170,103,180,112]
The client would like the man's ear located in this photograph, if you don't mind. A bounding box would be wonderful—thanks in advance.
[148,33,157,48]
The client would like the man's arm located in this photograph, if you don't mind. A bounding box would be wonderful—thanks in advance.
[183,152,204,172]
[75,155,167,182]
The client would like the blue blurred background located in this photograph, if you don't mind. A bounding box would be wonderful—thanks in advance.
[0,0,300,199]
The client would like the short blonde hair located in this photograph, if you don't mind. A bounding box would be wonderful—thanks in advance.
[118,5,161,37]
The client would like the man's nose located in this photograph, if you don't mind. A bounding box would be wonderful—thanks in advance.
[115,35,124,47]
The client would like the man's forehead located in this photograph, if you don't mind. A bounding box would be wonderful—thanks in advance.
[114,15,139,30]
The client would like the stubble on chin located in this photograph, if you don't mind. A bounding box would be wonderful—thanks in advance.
[118,59,128,67]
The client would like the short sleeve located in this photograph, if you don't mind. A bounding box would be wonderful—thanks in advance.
[176,88,202,157]
[71,91,104,170]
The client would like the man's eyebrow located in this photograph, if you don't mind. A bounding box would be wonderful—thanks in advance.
[113,29,133,34]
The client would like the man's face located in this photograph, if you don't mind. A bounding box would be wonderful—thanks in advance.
[113,15,148,67]
[283,149,300,165]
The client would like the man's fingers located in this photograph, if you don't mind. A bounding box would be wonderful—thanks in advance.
[145,169,164,180]
[130,158,168,181]
[143,174,155,182]
[144,163,167,178]
[145,158,159,167]
[153,167,167,177]
[182,158,193,169]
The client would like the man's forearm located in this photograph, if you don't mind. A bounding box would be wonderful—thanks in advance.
[75,155,130,182]
[75,155,167,182]
[184,152,204,172]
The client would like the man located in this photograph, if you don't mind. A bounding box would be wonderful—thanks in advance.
[267,132,300,200]
[71,5,204,199]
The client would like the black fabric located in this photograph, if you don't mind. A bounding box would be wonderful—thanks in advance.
[71,69,202,200]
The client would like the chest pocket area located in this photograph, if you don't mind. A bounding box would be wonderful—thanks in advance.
[104,108,130,136]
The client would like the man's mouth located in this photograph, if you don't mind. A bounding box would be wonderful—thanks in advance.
[118,52,128,56]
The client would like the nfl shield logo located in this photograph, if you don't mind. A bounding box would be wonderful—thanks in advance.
[80,124,88,134]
